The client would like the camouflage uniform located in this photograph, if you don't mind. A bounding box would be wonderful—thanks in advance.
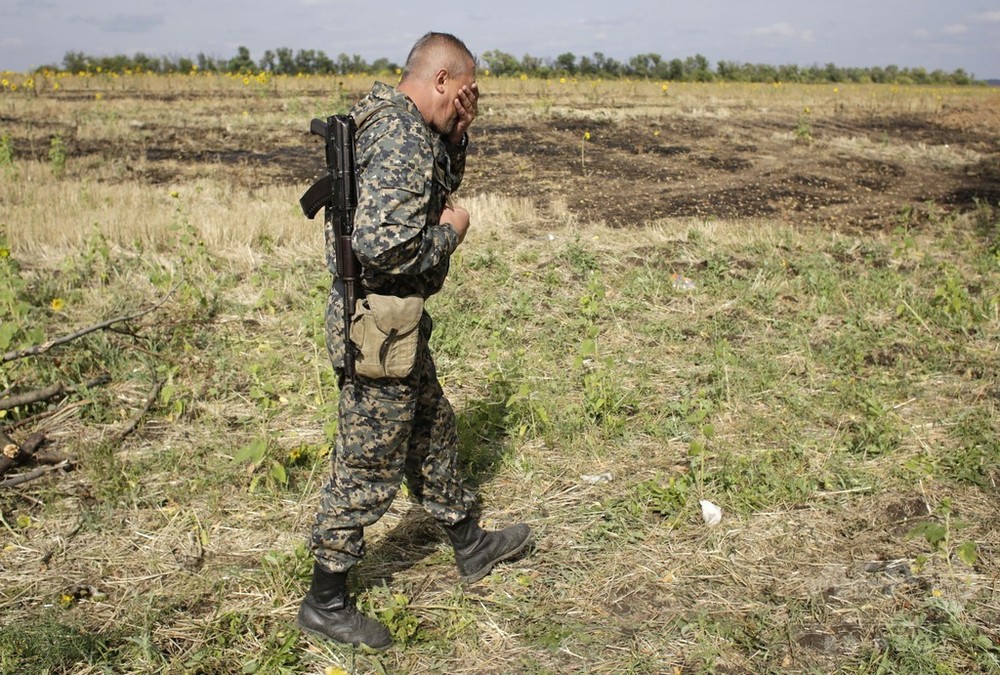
[311,82,478,573]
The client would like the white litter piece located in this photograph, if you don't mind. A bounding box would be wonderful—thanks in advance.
[699,499,723,526]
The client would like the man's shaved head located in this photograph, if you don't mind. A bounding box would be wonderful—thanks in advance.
[396,31,478,139]
[401,32,476,83]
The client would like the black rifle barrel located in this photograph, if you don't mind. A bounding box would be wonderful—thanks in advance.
[329,115,361,382]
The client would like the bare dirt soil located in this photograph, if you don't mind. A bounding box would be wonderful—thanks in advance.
[460,97,1000,229]
[6,87,999,230]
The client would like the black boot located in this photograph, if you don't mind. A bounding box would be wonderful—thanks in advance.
[297,563,392,650]
[444,518,531,584]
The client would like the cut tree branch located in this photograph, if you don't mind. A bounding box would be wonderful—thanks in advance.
[0,432,46,477]
[0,459,72,488]
[0,373,111,411]
[2,280,179,363]
[33,450,75,466]
[115,379,164,443]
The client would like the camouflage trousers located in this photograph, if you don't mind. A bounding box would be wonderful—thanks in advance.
[310,288,477,573]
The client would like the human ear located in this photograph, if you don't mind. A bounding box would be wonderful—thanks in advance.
[434,68,448,94]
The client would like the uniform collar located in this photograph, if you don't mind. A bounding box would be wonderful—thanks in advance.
[370,81,422,124]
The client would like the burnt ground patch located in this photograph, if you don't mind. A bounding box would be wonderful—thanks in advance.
[461,105,1000,229]
[142,145,320,184]
[3,93,997,230]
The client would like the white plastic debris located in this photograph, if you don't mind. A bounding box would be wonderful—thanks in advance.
[581,472,614,485]
[699,499,723,526]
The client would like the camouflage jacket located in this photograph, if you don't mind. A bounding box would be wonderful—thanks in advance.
[345,81,467,298]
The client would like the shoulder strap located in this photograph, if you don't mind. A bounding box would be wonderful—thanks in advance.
[352,99,399,133]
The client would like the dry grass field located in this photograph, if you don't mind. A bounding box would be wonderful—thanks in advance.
[1,71,999,673]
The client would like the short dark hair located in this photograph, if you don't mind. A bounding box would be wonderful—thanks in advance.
[401,32,476,82]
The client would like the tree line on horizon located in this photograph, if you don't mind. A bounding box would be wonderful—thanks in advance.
[51,47,980,86]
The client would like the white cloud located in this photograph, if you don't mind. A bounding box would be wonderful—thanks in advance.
[913,29,930,39]
[753,22,795,37]
[943,24,969,35]
[973,11,1000,22]
[752,22,815,42]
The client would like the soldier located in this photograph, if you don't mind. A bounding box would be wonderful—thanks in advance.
[299,32,531,650]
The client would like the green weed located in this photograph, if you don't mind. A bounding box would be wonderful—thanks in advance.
[49,134,66,175]
[233,436,293,491]
[634,473,693,520]
[863,596,1000,673]
[560,236,599,276]
[971,198,1000,263]
[358,586,421,645]
[794,109,813,142]
[0,132,13,168]
[906,498,979,569]
[240,627,301,673]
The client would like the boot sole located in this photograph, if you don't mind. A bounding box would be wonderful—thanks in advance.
[459,530,532,584]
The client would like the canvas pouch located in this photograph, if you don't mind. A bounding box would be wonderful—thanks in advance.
[350,293,424,379]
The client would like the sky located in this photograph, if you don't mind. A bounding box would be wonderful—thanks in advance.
[2,0,999,78]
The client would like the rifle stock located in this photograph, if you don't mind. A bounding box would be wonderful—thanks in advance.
[300,115,363,383]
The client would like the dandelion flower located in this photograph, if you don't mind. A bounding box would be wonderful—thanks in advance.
[0,247,9,258]
[559,77,566,84]
[583,131,591,141]
[50,298,65,311]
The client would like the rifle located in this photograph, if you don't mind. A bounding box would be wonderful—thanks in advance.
[300,115,362,383]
